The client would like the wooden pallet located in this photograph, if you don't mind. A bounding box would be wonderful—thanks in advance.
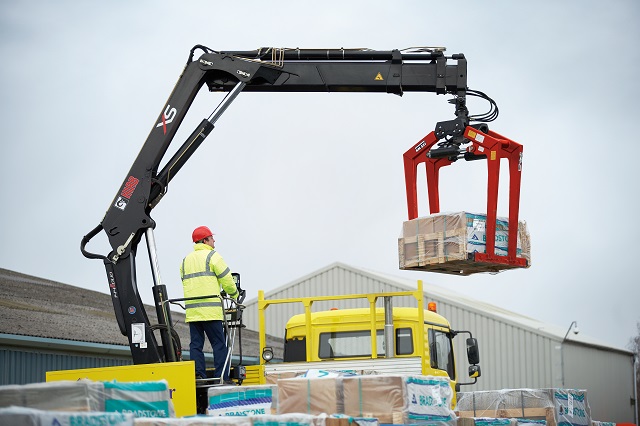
[399,232,526,276]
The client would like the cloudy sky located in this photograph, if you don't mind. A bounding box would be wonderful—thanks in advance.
[1,1,638,351]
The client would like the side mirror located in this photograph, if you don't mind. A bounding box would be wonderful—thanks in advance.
[468,364,481,378]
[466,337,480,365]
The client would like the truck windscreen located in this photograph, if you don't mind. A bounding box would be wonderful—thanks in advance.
[318,328,413,358]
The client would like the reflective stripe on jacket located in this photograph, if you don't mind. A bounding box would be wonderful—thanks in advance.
[180,243,238,322]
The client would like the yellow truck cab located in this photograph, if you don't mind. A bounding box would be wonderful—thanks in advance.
[247,281,480,408]
[285,307,455,376]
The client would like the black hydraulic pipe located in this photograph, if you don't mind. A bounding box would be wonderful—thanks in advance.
[223,49,446,61]
[428,146,462,159]
[464,152,487,161]
[150,120,214,207]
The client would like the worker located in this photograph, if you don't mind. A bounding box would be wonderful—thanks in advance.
[180,225,238,384]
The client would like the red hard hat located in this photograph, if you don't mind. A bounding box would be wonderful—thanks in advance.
[192,226,213,243]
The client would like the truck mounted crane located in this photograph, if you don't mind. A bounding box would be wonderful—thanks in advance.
[80,44,509,369]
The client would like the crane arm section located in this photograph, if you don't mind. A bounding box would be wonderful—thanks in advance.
[80,45,477,364]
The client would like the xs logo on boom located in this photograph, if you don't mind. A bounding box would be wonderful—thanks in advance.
[156,104,177,134]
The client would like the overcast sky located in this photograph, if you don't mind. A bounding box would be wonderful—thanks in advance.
[1,0,638,351]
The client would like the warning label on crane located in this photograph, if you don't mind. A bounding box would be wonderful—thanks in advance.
[375,72,384,80]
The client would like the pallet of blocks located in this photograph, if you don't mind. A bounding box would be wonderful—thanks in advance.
[0,379,176,420]
[398,211,531,275]
[456,388,592,426]
[276,371,457,424]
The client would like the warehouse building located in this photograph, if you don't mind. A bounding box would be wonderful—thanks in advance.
[242,262,636,423]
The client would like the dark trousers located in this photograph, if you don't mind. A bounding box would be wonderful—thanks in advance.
[189,320,228,381]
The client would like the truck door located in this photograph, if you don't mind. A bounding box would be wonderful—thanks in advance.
[427,327,456,380]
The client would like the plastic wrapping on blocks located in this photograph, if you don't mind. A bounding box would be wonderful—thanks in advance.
[207,384,277,416]
[457,389,554,413]
[456,388,590,425]
[398,212,531,273]
[0,406,134,426]
[0,380,104,412]
[0,379,176,418]
[277,374,456,425]
[342,375,456,424]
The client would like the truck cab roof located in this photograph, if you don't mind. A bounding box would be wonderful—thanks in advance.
[286,307,451,330]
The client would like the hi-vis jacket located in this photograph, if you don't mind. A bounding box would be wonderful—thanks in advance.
[180,243,238,322]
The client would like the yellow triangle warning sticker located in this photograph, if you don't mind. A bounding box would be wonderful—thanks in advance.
[375,72,384,81]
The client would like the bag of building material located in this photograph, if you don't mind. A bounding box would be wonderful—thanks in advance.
[103,379,175,418]
[0,405,134,426]
[404,376,456,423]
[207,384,277,416]
[0,380,104,412]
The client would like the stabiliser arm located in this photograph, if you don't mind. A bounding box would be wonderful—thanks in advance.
[81,45,483,364]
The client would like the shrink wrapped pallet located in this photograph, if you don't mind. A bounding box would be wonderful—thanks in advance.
[0,406,134,426]
[0,380,104,412]
[341,375,456,424]
[399,212,531,275]
[456,388,590,426]
[278,373,455,425]
[0,379,175,418]
[207,384,277,416]
[0,384,26,408]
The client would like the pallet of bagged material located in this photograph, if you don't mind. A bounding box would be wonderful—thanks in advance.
[277,374,456,424]
[399,211,531,275]
[456,388,590,426]
[0,380,104,412]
